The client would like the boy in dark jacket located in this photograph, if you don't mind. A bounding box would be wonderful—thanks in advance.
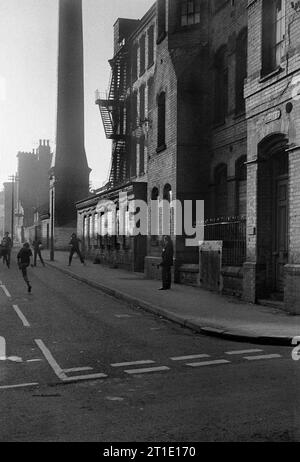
[17,242,32,292]
[68,233,85,266]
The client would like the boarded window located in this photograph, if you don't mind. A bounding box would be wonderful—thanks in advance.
[235,156,247,216]
[235,29,247,114]
[214,164,228,217]
[139,136,145,175]
[214,46,228,124]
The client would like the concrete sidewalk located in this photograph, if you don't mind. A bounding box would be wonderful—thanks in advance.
[42,250,300,346]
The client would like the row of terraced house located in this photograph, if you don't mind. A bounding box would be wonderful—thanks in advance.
[76,0,300,314]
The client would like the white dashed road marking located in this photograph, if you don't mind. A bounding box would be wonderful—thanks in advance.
[63,367,93,373]
[187,359,230,367]
[225,349,263,355]
[125,366,170,375]
[171,354,210,361]
[111,360,155,367]
[35,339,107,382]
[0,285,11,298]
[0,382,39,390]
[35,339,68,381]
[12,305,30,327]
[114,314,133,318]
[244,354,282,361]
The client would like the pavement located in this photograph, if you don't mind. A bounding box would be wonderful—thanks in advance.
[42,250,300,346]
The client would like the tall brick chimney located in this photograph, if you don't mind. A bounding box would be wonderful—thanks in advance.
[53,0,90,226]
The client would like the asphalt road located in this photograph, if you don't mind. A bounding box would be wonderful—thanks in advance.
[0,258,299,442]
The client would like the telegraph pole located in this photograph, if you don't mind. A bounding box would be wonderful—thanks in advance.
[8,174,15,245]
[50,175,55,261]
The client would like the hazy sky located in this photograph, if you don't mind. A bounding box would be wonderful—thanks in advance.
[0,0,154,190]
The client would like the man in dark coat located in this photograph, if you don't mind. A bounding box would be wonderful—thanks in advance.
[159,235,173,290]
[32,239,45,267]
[17,242,32,293]
[68,233,85,266]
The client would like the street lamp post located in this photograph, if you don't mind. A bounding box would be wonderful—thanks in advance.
[50,176,55,261]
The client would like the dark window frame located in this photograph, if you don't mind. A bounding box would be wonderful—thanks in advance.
[156,91,166,152]
[261,0,285,77]
[180,0,201,27]
[139,34,146,77]
[235,29,247,115]
[147,25,155,68]
[213,46,228,125]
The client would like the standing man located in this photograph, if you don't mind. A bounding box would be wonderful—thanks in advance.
[68,233,85,266]
[17,242,32,293]
[158,235,174,290]
[32,238,45,267]
[1,232,12,268]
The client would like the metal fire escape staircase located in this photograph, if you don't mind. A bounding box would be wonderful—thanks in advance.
[96,48,128,188]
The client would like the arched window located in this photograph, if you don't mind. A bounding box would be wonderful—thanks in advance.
[157,92,166,151]
[214,46,228,124]
[235,156,247,216]
[235,29,247,115]
[262,0,285,76]
[163,183,172,202]
[214,164,228,217]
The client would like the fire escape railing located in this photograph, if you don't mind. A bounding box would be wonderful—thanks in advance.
[95,46,128,188]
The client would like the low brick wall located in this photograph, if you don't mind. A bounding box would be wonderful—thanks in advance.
[178,264,199,287]
[144,256,162,280]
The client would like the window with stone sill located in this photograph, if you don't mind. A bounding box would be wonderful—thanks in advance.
[261,0,285,77]
[181,0,201,27]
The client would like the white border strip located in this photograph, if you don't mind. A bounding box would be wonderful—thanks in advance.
[125,366,170,375]
[35,339,68,380]
[187,359,230,367]
[225,349,263,355]
[13,305,30,327]
[0,285,11,298]
[111,360,155,368]
[0,382,38,390]
[63,367,93,373]
[171,354,210,361]
[244,354,282,361]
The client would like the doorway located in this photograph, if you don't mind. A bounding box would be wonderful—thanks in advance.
[257,135,289,299]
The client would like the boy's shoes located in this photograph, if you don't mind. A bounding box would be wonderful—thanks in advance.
[28,285,32,293]
[158,287,167,290]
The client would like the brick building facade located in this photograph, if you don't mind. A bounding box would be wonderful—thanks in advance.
[17,139,53,243]
[77,0,300,312]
